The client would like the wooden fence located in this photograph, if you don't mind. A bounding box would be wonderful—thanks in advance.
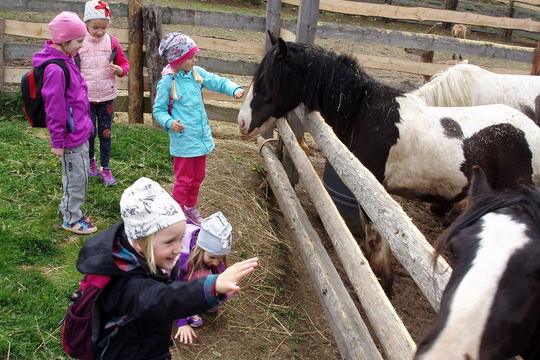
[1,0,539,123]
[1,0,536,357]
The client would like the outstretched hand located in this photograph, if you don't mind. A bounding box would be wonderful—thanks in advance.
[174,324,197,344]
[234,88,244,99]
[216,257,258,294]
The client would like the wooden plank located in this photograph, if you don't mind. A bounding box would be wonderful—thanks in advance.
[165,7,266,32]
[277,118,416,359]
[3,18,263,56]
[295,107,451,310]
[280,27,297,42]
[128,0,144,124]
[3,19,129,43]
[351,53,530,75]
[0,0,128,15]
[296,0,320,45]
[265,0,282,50]
[283,0,540,32]
[257,135,384,360]
[196,56,258,76]
[316,22,535,63]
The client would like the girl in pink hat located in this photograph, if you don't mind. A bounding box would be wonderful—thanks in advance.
[153,32,245,225]
[32,11,96,234]
[79,0,130,186]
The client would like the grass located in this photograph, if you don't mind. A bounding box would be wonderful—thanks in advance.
[0,94,175,359]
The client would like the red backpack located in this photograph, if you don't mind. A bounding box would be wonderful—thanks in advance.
[61,274,132,360]
[20,59,70,128]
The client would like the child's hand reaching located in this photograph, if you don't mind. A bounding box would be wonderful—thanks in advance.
[174,325,198,344]
[108,63,123,76]
[216,257,258,294]
[234,88,244,99]
[170,120,185,133]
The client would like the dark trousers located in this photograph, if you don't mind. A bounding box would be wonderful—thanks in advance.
[88,100,114,168]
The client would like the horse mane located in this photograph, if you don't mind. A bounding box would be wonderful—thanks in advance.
[434,185,540,260]
[268,42,403,142]
[413,64,489,107]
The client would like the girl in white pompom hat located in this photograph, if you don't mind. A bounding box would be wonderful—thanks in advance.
[79,0,130,186]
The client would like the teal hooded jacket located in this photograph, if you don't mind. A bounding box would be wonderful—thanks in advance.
[153,66,242,158]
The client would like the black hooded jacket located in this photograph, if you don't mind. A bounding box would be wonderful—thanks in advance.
[77,223,224,360]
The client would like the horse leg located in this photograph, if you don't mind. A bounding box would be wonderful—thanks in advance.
[359,209,395,297]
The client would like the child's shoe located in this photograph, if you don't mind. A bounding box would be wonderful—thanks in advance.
[62,217,97,235]
[188,314,204,328]
[182,205,203,225]
[88,158,100,177]
[100,168,116,186]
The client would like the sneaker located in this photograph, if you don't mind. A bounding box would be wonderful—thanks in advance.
[100,168,116,186]
[188,314,204,328]
[88,158,100,177]
[182,205,203,225]
[62,217,97,235]
[207,306,219,313]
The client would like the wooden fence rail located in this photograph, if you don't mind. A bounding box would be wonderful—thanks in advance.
[276,117,416,359]
[257,135,384,360]
[292,106,452,310]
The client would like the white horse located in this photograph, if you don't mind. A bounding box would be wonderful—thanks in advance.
[412,64,540,124]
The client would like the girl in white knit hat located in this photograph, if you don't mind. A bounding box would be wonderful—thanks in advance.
[79,0,130,186]
[153,32,245,225]
[173,211,235,344]
[76,177,258,359]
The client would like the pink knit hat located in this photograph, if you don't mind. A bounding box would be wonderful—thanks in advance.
[48,11,87,44]
[158,32,200,68]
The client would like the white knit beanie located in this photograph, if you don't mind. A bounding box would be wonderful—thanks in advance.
[197,212,232,256]
[84,0,112,22]
[120,177,185,242]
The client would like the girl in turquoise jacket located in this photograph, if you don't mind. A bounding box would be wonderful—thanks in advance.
[153,32,244,225]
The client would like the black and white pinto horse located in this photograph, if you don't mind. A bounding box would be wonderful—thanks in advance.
[416,166,540,360]
[412,64,540,125]
[237,34,540,294]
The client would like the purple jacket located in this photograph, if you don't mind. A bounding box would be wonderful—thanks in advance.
[32,41,93,149]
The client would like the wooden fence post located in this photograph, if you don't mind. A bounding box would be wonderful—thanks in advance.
[265,0,281,51]
[259,0,282,140]
[280,0,320,185]
[443,0,458,30]
[128,0,144,124]
[0,19,5,94]
[143,4,164,119]
[531,39,540,75]
[502,0,515,40]
[296,0,319,45]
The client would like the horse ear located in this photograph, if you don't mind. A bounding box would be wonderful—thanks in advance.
[277,37,288,59]
[268,30,278,46]
[469,166,493,198]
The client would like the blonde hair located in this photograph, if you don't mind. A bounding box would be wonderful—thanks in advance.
[134,233,158,274]
[171,68,203,101]
[186,245,228,280]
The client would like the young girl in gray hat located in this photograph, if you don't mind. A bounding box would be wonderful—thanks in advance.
[174,211,234,344]
[76,178,257,359]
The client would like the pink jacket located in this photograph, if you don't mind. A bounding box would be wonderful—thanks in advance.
[79,33,129,102]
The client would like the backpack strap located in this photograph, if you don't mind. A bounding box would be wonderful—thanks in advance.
[38,59,71,96]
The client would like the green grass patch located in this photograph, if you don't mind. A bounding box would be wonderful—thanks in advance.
[0,111,174,358]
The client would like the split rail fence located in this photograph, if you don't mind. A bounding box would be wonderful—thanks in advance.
[1,1,538,357]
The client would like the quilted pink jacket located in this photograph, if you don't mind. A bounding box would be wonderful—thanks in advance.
[79,33,129,102]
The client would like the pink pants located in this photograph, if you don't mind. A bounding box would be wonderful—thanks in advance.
[173,156,206,207]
